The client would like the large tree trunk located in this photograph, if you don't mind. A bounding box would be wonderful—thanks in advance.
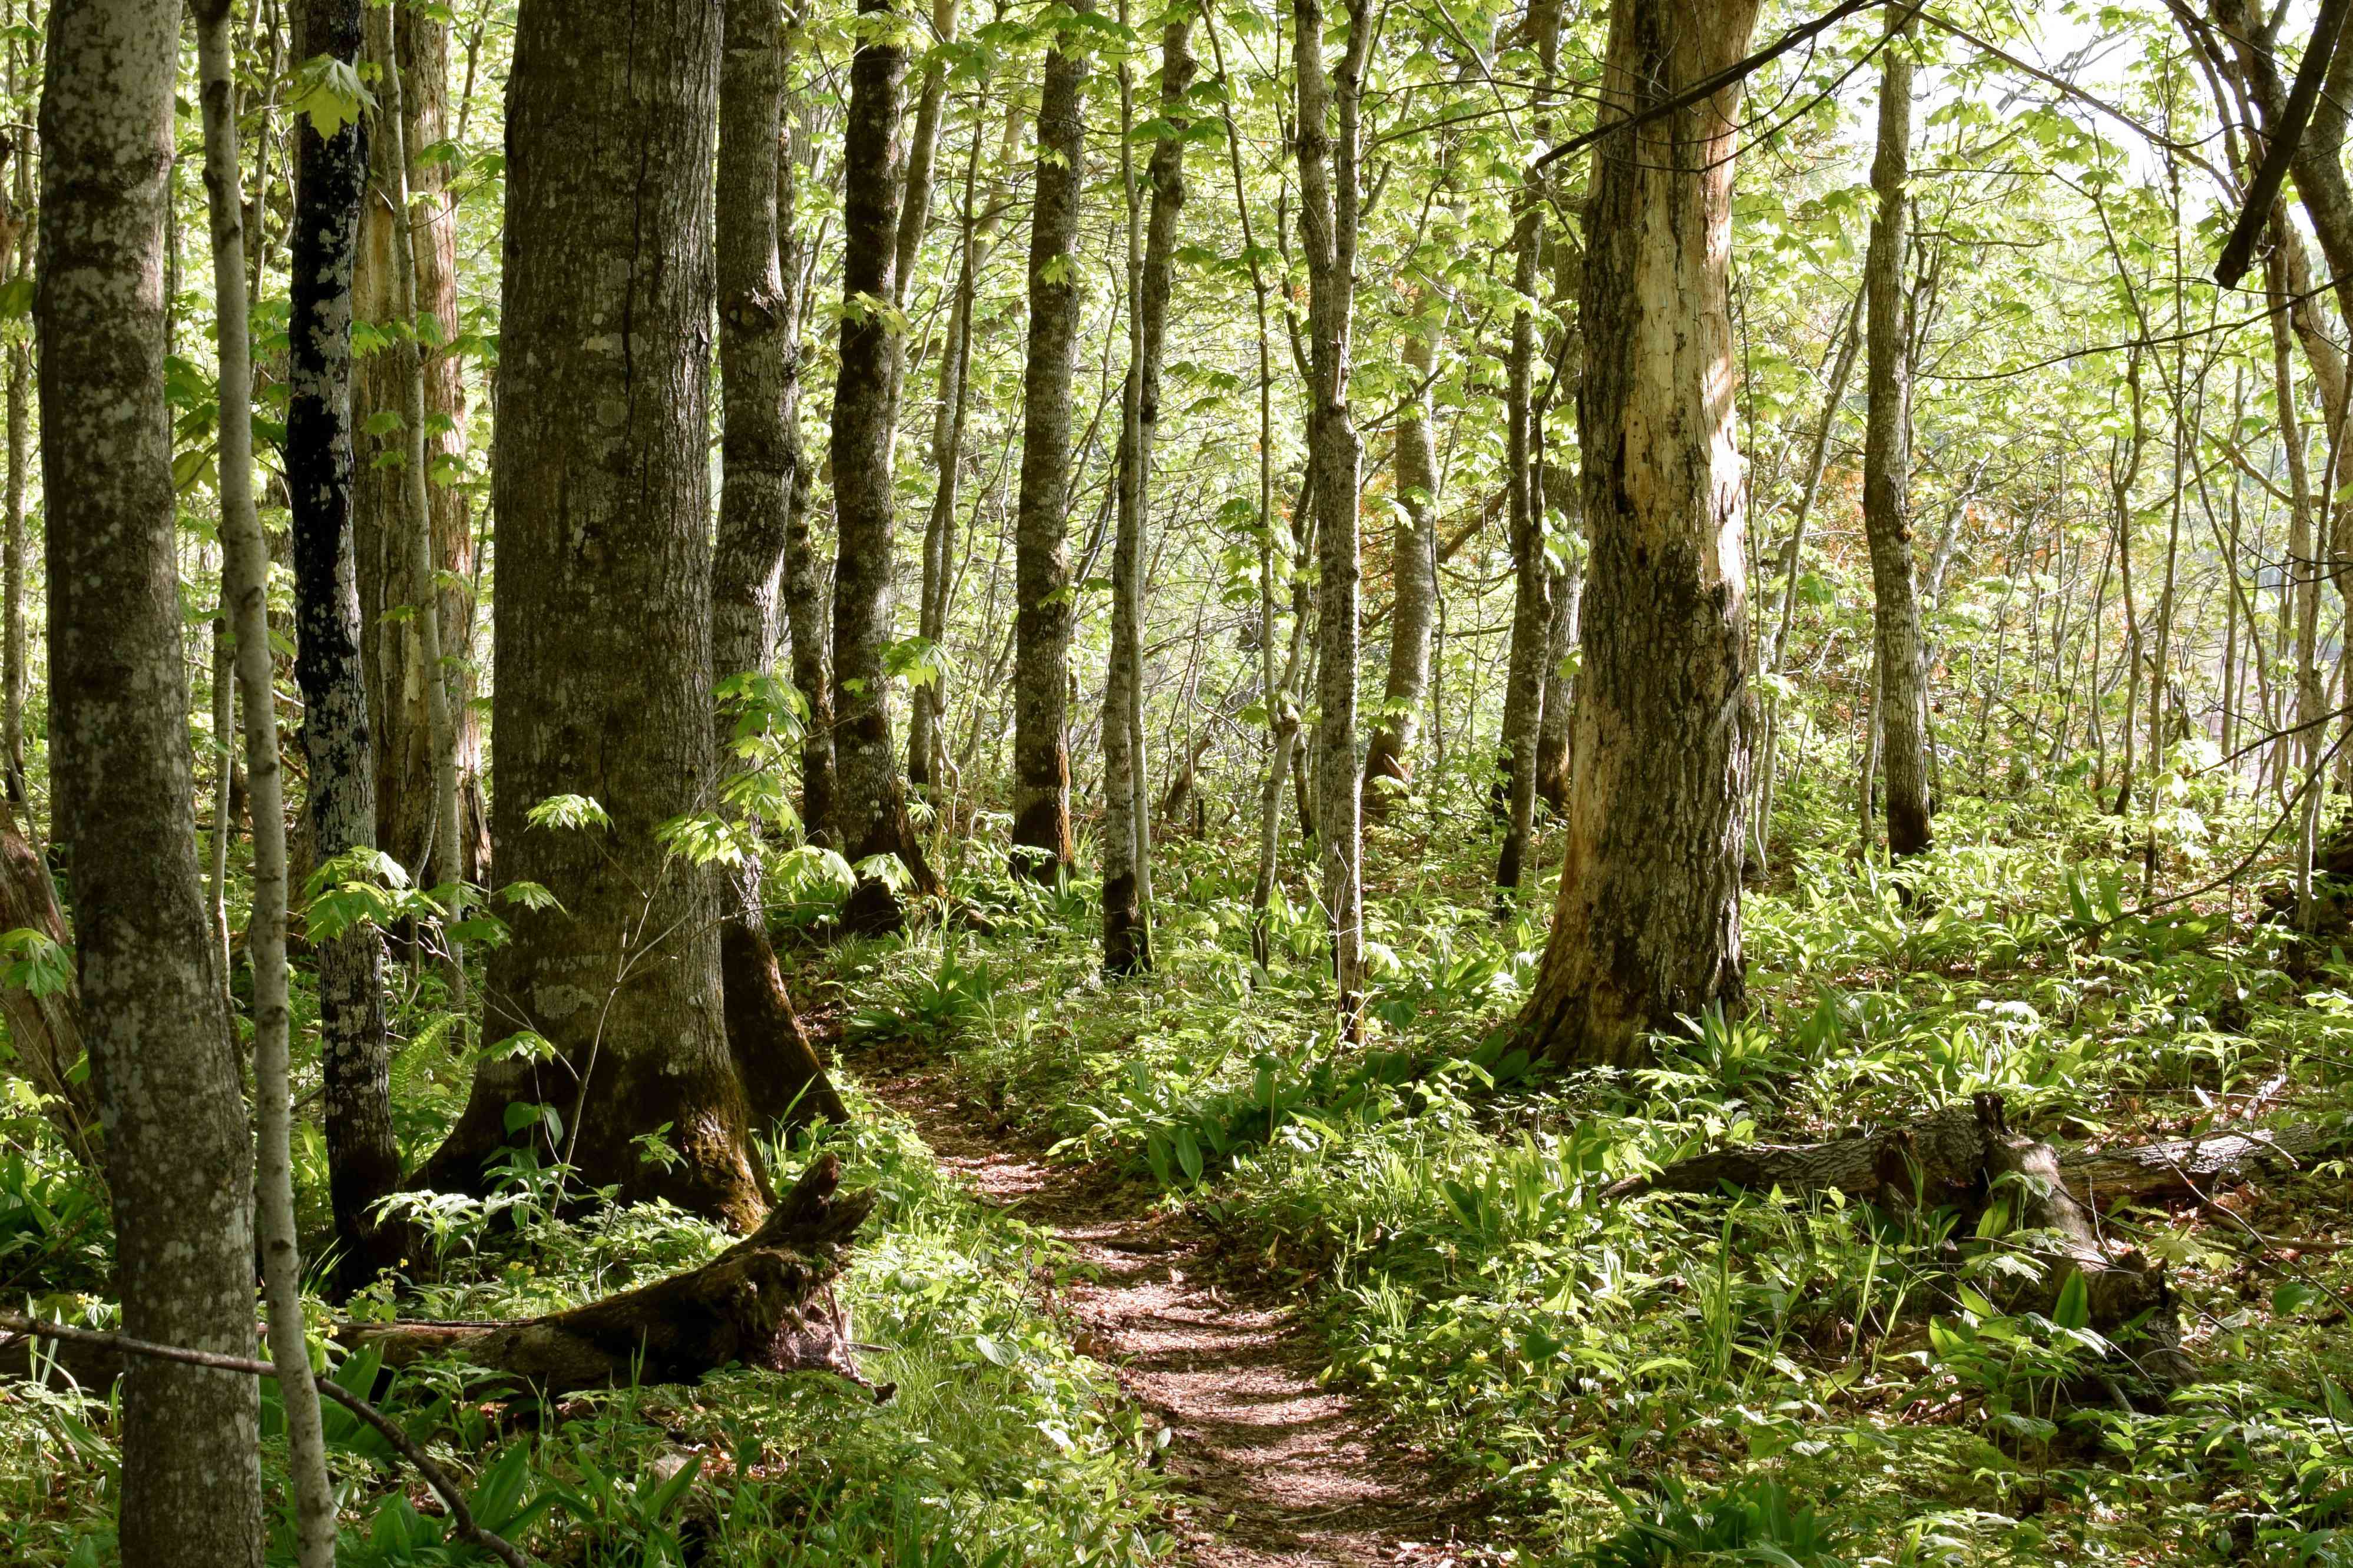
[1362,312,1440,818]
[1104,20,1193,974]
[1861,14,1930,858]
[415,0,766,1228]
[1011,15,1090,882]
[716,0,846,1135]
[37,0,264,1557]
[829,0,941,931]
[1518,0,1760,1069]
[1294,0,1372,1039]
[287,0,404,1295]
[1495,0,1563,893]
[352,5,486,886]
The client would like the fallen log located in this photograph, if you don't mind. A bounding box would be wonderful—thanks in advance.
[1606,1094,2309,1387]
[1613,1095,2344,1206]
[344,1153,887,1398]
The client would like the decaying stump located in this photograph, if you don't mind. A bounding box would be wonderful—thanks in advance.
[343,1154,886,1398]
[1611,1094,2335,1386]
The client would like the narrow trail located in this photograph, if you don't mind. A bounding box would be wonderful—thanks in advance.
[859,1050,1485,1567]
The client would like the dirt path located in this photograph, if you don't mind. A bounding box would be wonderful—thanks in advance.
[860,1052,1483,1567]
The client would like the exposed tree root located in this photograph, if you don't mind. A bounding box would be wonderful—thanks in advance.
[345,1154,888,1398]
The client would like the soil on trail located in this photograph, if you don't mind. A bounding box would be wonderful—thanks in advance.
[859,1050,1486,1567]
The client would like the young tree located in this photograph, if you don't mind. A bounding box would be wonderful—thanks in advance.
[716,0,848,1132]
[353,5,483,884]
[1495,0,1563,894]
[1861,12,1931,858]
[830,0,942,929]
[1293,0,1373,1037]
[38,0,264,1557]
[287,0,404,1293]
[1361,309,1441,818]
[779,58,836,845]
[1104,17,1193,973]
[1518,0,1763,1068]
[1011,5,1090,881]
[194,5,334,1557]
[415,0,766,1225]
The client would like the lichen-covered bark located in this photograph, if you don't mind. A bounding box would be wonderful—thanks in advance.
[37,0,264,1557]
[288,0,403,1295]
[1294,0,1372,1037]
[1011,13,1090,881]
[352,5,487,883]
[416,0,765,1228]
[1861,15,1930,858]
[1518,0,1762,1069]
[828,0,941,930]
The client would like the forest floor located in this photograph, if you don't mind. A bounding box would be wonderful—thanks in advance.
[859,1041,1485,1567]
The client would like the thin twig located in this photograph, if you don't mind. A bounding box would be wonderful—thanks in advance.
[0,1310,538,1568]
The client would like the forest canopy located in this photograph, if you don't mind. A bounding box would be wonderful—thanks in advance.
[3,0,2353,1563]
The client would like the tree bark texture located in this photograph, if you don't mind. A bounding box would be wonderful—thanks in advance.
[289,0,404,1295]
[779,84,835,845]
[418,0,765,1228]
[1861,15,1930,858]
[1495,0,1563,893]
[1362,310,1441,817]
[1295,0,1374,1037]
[1535,506,1582,813]
[1104,20,1193,974]
[353,4,488,884]
[3,130,26,810]
[37,0,264,1557]
[1011,10,1090,881]
[1519,0,1761,1068]
[829,0,940,930]
[714,0,844,1135]
[196,7,337,1556]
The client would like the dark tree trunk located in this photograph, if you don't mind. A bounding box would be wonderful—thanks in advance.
[415,0,766,1228]
[828,0,941,931]
[352,4,487,885]
[715,0,843,1136]
[1534,512,1581,814]
[781,93,833,845]
[1011,13,1090,881]
[1518,0,1761,1069]
[37,0,264,1556]
[1362,312,1440,818]
[1861,12,1930,858]
[1104,20,1193,973]
[288,0,404,1294]
[1495,0,1563,893]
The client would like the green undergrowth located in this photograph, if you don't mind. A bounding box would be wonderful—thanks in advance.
[818,785,2353,1565]
[0,1075,1170,1567]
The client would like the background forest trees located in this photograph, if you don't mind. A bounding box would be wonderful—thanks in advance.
[17,0,2353,1560]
